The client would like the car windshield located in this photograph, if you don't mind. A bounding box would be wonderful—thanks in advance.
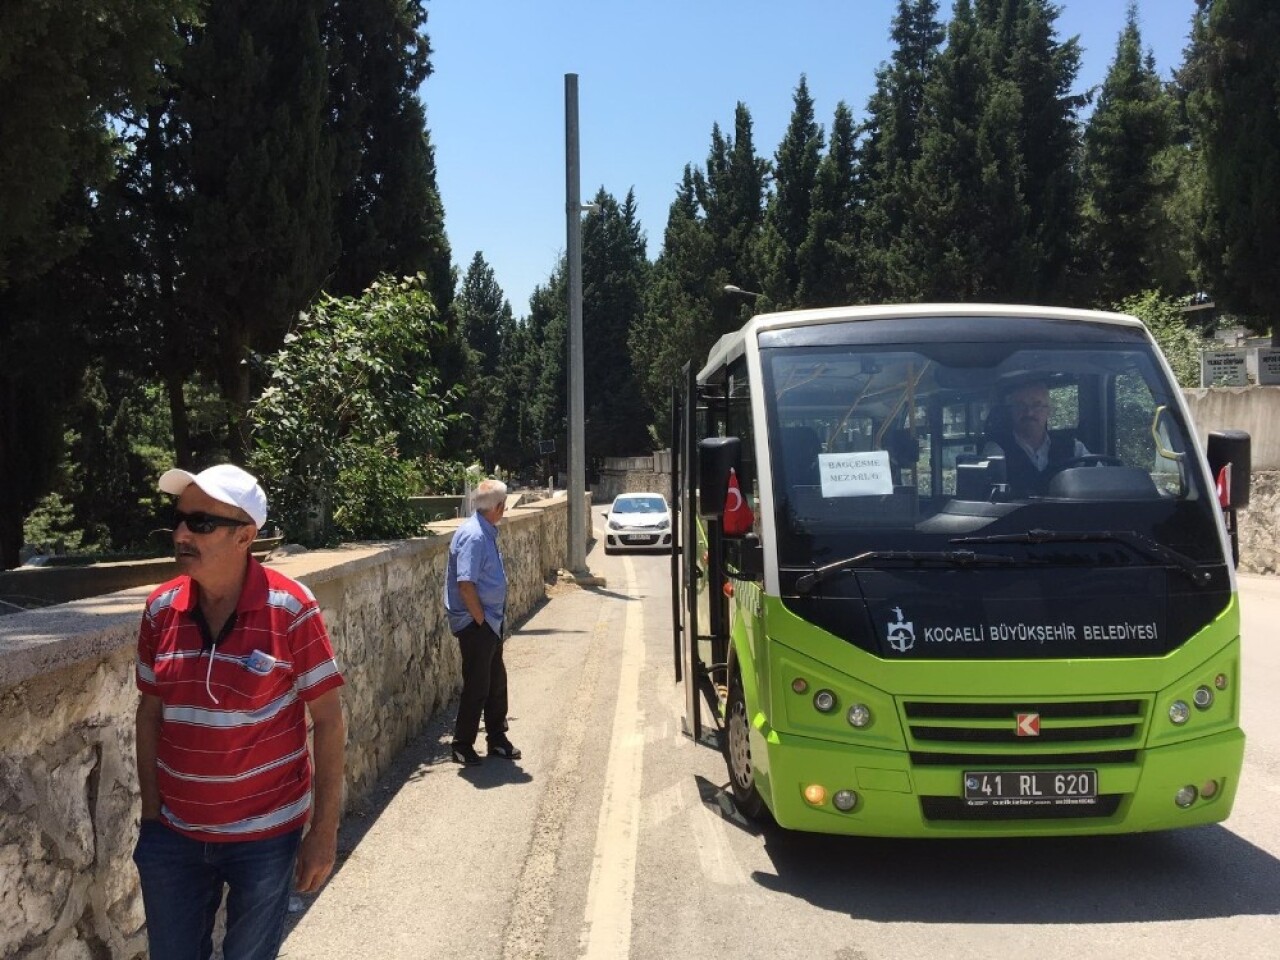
[614,497,666,514]
[762,337,1220,568]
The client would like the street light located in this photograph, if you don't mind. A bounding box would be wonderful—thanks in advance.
[724,284,762,298]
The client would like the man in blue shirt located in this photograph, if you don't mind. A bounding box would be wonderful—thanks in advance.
[444,478,521,765]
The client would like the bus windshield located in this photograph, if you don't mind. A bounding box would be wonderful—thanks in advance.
[763,339,1221,569]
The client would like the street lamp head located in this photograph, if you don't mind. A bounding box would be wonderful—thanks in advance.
[724,284,762,298]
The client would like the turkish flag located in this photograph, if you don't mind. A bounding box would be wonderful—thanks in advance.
[1216,463,1232,508]
[723,468,754,536]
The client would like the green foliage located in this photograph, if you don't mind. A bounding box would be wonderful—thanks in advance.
[0,0,199,288]
[1115,291,1206,387]
[248,276,461,546]
[23,493,93,556]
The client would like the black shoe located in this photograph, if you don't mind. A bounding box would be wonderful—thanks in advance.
[487,737,522,760]
[451,743,482,766]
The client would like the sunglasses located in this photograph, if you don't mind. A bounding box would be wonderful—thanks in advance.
[172,510,251,535]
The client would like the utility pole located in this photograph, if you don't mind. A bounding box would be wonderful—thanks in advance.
[565,73,587,574]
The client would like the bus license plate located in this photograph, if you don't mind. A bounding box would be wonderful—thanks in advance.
[963,770,1097,805]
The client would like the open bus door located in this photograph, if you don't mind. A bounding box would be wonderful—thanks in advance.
[670,363,732,744]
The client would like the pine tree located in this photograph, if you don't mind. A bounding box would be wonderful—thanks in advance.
[1079,4,1177,305]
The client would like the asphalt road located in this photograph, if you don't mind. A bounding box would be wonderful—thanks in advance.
[280,532,1280,960]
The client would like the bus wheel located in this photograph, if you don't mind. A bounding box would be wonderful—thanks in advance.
[724,671,769,821]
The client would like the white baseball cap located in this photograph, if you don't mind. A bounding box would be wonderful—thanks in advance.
[158,464,268,528]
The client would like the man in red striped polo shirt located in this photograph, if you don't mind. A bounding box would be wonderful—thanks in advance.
[132,464,346,960]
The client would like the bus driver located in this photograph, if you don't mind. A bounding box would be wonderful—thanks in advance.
[983,380,1088,494]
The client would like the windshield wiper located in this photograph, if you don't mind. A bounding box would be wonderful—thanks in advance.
[794,550,1018,595]
[950,528,1212,586]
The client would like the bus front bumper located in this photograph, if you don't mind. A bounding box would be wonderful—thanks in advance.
[757,726,1245,837]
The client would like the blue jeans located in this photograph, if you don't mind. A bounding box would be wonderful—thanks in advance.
[133,819,302,960]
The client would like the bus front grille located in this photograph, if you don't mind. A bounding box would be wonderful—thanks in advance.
[901,698,1148,750]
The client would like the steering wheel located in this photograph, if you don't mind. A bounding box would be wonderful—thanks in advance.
[1055,454,1124,470]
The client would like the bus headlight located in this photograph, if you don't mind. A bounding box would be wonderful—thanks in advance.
[1193,685,1214,710]
[846,703,872,728]
[832,789,859,811]
[1168,700,1191,725]
[813,690,837,713]
[1175,785,1198,808]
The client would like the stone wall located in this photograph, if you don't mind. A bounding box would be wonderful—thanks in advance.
[593,470,671,506]
[1235,472,1280,575]
[0,495,569,960]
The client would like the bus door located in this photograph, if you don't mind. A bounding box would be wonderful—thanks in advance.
[671,364,732,743]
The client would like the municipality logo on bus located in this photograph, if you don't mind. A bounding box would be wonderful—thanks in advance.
[886,607,915,652]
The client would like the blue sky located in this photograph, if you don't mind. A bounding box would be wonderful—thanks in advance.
[423,1,1197,316]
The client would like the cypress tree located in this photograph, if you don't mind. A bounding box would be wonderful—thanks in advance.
[796,102,861,307]
[694,104,770,333]
[904,0,993,299]
[177,0,336,456]
[1185,0,1280,339]
[760,76,824,306]
[324,0,453,316]
[858,0,945,302]
[1003,0,1083,301]
[633,168,717,428]
[0,0,196,568]
[1079,4,1177,305]
[456,252,513,470]
[582,189,652,458]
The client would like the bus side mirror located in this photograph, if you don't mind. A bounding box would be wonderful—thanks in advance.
[1207,430,1251,508]
[725,534,763,580]
[698,436,741,518]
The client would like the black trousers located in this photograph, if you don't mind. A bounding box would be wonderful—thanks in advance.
[453,621,508,746]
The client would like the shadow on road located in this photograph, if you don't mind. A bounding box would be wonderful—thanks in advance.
[751,822,1280,922]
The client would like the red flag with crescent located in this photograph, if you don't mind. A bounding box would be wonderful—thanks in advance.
[723,468,754,536]
[1216,463,1231,508]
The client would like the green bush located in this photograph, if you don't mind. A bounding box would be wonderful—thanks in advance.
[249,276,464,546]
[1115,291,1207,388]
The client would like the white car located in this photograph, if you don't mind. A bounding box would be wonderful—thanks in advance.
[603,492,672,554]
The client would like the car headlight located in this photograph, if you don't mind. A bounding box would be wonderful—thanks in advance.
[656,518,670,529]
[608,519,622,530]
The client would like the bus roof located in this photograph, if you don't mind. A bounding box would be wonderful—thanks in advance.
[697,303,1145,383]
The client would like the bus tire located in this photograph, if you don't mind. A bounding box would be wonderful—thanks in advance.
[724,670,769,822]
